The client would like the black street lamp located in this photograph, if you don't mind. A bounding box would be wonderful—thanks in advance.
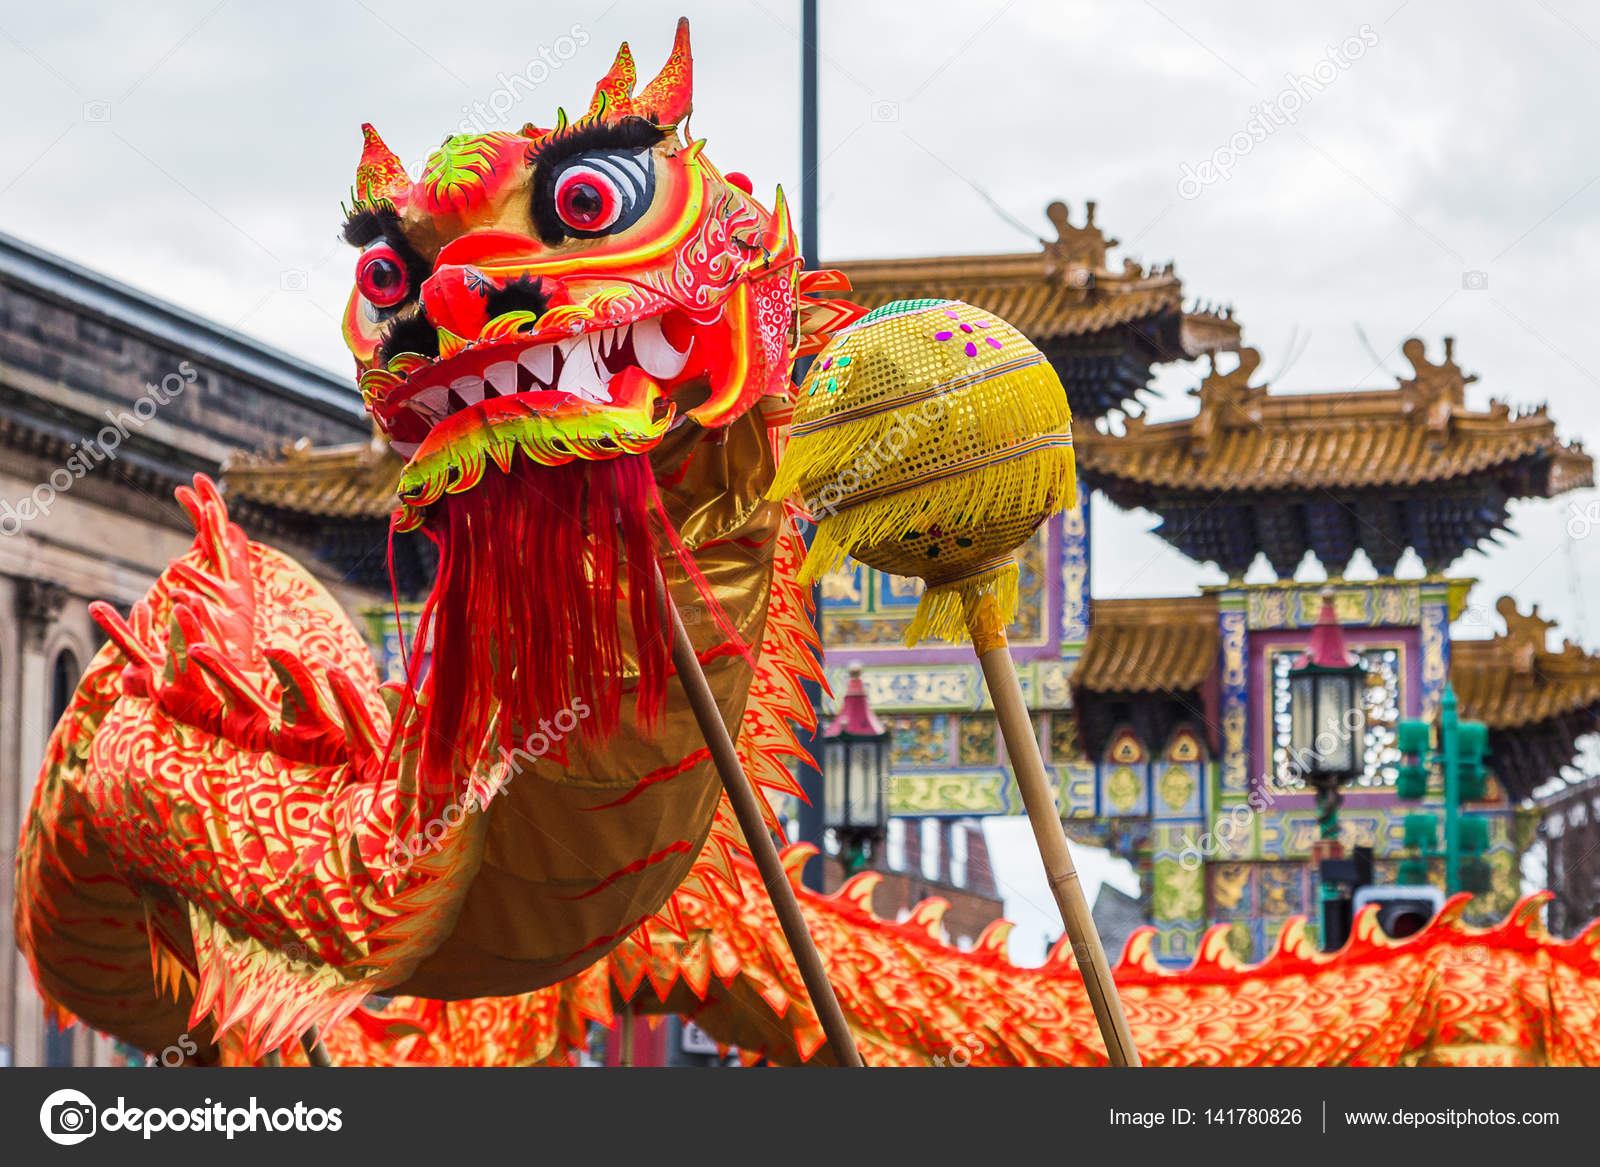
[1288,590,1367,842]
[822,664,890,874]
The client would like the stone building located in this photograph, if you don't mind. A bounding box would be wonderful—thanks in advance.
[0,230,371,1065]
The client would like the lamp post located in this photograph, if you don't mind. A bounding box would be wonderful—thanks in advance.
[1288,591,1367,840]
[821,664,890,875]
[1288,590,1368,951]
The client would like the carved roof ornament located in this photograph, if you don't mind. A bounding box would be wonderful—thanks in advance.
[1492,594,1588,680]
[1044,200,1119,275]
[1398,336,1479,434]
[1189,346,1268,455]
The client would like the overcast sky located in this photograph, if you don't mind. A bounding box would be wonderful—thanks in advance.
[3,0,1597,962]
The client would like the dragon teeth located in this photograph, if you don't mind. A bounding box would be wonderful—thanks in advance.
[632,317,691,380]
[557,335,613,403]
[450,376,486,406]
[519,344,555,386]
[406,385,450,422]
[484,362,519,396]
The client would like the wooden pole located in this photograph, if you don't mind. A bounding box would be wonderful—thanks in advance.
[300,1027,334,1067]
[968,593,1141,1067]
[618,1000,635,1067]
[659,575,865,1067]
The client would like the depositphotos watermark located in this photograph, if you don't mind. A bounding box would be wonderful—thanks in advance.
[399,25,593,175]
[783,386,953,544]
[1,361,198,536]
[1178,704,1366,870]
[1177,25,1380,200]
[387,697,593,871]
[931,1033,985,1067]
[39,1088,342,1144]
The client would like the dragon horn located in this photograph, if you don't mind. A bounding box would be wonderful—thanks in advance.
[354,123,412,208]
[586,41,637,119]
[635,16,692,125]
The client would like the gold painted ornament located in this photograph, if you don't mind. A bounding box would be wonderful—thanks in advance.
[768,298,1076,645]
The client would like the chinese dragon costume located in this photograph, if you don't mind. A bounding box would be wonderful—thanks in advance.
[16,19,1600,1069]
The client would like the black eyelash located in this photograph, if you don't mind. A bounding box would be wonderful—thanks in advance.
[529,116,666,243]
[377,313,440,365]
[526,114,666,170]
[342,206,397,246]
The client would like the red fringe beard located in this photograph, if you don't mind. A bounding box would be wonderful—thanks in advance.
[398,454,676,803]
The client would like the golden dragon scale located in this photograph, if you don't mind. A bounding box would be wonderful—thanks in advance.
[305,877,1600,1069]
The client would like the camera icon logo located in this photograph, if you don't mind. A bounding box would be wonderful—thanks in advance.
[280,269,309,292]
[82,100,112,123]
[1461,270,1489,291]
[869,100,900,123]
[39,1088,97,1145]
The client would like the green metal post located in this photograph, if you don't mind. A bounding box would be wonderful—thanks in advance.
[1441,686,1459,895]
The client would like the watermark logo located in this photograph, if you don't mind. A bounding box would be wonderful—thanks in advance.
[1177,24,1379,199]
[1567,498,1599,539]
[0,361,198,537]
[41,1088,97,1145]
[39,1092,343,1141]
[931,1033,984,1067]
[1178,704,1366,870]
[386,696,593,871]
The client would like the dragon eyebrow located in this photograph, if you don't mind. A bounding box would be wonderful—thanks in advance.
[525,114,669,171]
[342,205,400,247]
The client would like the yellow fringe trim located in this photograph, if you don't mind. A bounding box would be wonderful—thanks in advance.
[769,358,1072,506]
[904,559,1019,647]
[792,442,1076,583]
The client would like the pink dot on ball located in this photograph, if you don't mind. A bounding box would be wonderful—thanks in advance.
[964,341,978,357]
[935,330,953,341]
[959,322,974,333]
[986,336,1003,349]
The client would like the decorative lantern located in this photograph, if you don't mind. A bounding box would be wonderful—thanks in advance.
[1288,590,1367,840]
[821,664,891,871]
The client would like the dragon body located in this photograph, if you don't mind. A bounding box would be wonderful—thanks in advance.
[18,19,1600,1070]
[16,19,850,1061]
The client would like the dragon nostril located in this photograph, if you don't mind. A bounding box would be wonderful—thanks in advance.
[377,312,442,365]
[482,275,551,322]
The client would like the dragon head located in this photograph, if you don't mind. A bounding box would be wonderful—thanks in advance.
[336,20,866,762]
[341,18,807,528]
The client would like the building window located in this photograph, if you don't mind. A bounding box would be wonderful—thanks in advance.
[45,648,80,1068]
[950,823,969,888]
[886,818,906,871]
[1271,646,1400,789]
[50,649,80,722]
[920,817,941,882]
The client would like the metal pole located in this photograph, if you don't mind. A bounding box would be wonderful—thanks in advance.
[794,0,827,891]
[1442,686,1459,895]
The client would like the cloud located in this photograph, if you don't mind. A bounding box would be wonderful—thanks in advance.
[1,0,1595,649]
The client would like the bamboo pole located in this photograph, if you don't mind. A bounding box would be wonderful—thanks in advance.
[969,593,1140,1067]
[659,574,865,1067]
[618,1000,635,1067]
[300,1027,334,1067]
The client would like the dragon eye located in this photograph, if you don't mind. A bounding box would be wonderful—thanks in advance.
[554,166,622,232]
[357,243,409,308]
[544,149,654,239]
